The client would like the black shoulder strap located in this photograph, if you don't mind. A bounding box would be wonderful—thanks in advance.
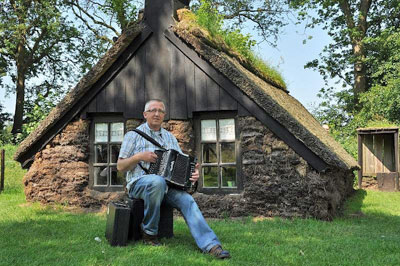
[133,129,166,150]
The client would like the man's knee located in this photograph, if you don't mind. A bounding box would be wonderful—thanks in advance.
[147,175,167,193]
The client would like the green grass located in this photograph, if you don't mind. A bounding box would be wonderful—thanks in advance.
[1,145,400,265]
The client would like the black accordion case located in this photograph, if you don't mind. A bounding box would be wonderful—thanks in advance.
[105,202,131,246]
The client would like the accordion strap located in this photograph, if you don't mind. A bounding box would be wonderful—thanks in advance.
[133,129,166,175]
[132,129,166,150]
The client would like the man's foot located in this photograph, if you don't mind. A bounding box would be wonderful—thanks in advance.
[208,245,231,259]
[142,231,161,246]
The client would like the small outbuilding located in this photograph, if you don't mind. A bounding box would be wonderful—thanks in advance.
[14,0,358,220]
[357,127,399,191]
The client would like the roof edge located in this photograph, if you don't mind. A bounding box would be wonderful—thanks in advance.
[14,21,147,163]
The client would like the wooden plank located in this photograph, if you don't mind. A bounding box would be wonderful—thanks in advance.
[145,36,170,119]
[170,44,187,119]
[383,134,395,172]
[358,134,363,188]
[105,81,115,112]
[164,30,328,172]
[87,97,96,113]
[184,55,195,118]
[374,135,384,173]
[363,135,374,175]
[136,47,146,115]
[114,71,125,113]
[238,103,250,116]
[219,84,237,110]
[206,77,219,111]
[96,87,107,112]
[124,54,136,117]
[195,67,207,111]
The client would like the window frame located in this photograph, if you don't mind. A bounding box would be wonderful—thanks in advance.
[89,116,126,192]
[194,112,242,194]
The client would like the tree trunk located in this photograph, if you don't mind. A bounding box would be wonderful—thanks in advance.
[11,70,25,134]
[353,41,367,104]
[11,41,26,134]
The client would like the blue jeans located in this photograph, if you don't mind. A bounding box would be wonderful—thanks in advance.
[129,174,221,252]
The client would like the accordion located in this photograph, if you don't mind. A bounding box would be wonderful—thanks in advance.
[148,149,197,191]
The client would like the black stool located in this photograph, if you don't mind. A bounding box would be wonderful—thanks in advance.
[125,197,174,241]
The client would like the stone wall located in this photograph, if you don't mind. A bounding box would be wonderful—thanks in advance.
[23,118,195,208]
[23,118,126,208]
[23,116,354,219]
[193,117,355,220]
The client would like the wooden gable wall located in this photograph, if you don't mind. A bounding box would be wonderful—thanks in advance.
[82,35,250,119]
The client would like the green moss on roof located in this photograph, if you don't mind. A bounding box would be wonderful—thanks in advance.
[175,8,287,91]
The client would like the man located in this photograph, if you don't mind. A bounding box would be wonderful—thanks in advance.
[117,99,230,259]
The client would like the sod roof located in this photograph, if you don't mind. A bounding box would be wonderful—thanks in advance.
[15,9,358,171]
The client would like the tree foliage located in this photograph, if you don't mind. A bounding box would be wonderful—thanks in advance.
[0,0,141,140]
[0,0,109,136]
[288,0,400,156]
[192,0,292,46]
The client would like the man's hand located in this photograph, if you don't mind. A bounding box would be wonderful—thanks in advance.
[140,151,158,163]
[189,163,200,183]
[117,151,158,172]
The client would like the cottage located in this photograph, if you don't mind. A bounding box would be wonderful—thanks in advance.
[14,0,358,220]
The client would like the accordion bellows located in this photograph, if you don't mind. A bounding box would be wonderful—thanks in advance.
[148,149,197,190]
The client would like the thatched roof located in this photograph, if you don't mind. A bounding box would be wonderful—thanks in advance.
[15,9,358,171]
[14,21,145,163]
[172,9,358,171]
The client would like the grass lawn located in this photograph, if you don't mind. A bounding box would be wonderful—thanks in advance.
[1,144,400,265]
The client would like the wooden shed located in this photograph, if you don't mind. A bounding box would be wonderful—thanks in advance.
[14,0,358,220]
[357,127,399,191]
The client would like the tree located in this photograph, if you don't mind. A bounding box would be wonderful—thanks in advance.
[0,103,12,144]
[0,0,109,135]
[291,0,400,107]
[65,0,140,43]
[192,0,292,46]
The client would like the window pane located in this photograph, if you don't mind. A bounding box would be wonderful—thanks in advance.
[111,123,124,142]
[201,120,217,141]
[219,119,235,141]
[95,144,108,163]
[221,166,236,188]
[221,142,235,163]
[110,145,121,163]
[110,166,125,186]
[202,166,218,187]
[202,143,217,163]
[95,123,108,142]
[94,166,108,186]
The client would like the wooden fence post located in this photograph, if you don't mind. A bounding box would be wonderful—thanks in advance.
[1,149,4,192]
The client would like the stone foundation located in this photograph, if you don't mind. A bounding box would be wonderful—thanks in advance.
[194,117,354,220]
[23,118,114,208]
[23,116,354,219]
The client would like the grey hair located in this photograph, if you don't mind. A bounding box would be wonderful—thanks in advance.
[144,99,165,112]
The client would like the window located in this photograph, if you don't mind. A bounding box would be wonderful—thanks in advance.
[90,119,125,191]
[196,114,241,193]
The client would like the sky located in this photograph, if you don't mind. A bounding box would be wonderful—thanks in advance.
[249,21,331,111]
[0,16,331,117]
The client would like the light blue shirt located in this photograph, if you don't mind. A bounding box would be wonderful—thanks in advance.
[118,122,182,191]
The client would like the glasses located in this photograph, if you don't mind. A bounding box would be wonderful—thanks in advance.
[145,108,165,114]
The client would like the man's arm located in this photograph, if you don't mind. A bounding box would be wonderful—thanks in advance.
[117,151,158,172]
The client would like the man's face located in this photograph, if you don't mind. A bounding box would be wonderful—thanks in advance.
[143,101,166,131]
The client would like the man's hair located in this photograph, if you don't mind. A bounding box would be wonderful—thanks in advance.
[144,99,165,112]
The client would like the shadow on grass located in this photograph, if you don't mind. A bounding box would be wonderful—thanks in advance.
[342,189,367,217]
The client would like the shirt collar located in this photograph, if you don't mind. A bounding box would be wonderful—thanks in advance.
[144,122,163,136]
